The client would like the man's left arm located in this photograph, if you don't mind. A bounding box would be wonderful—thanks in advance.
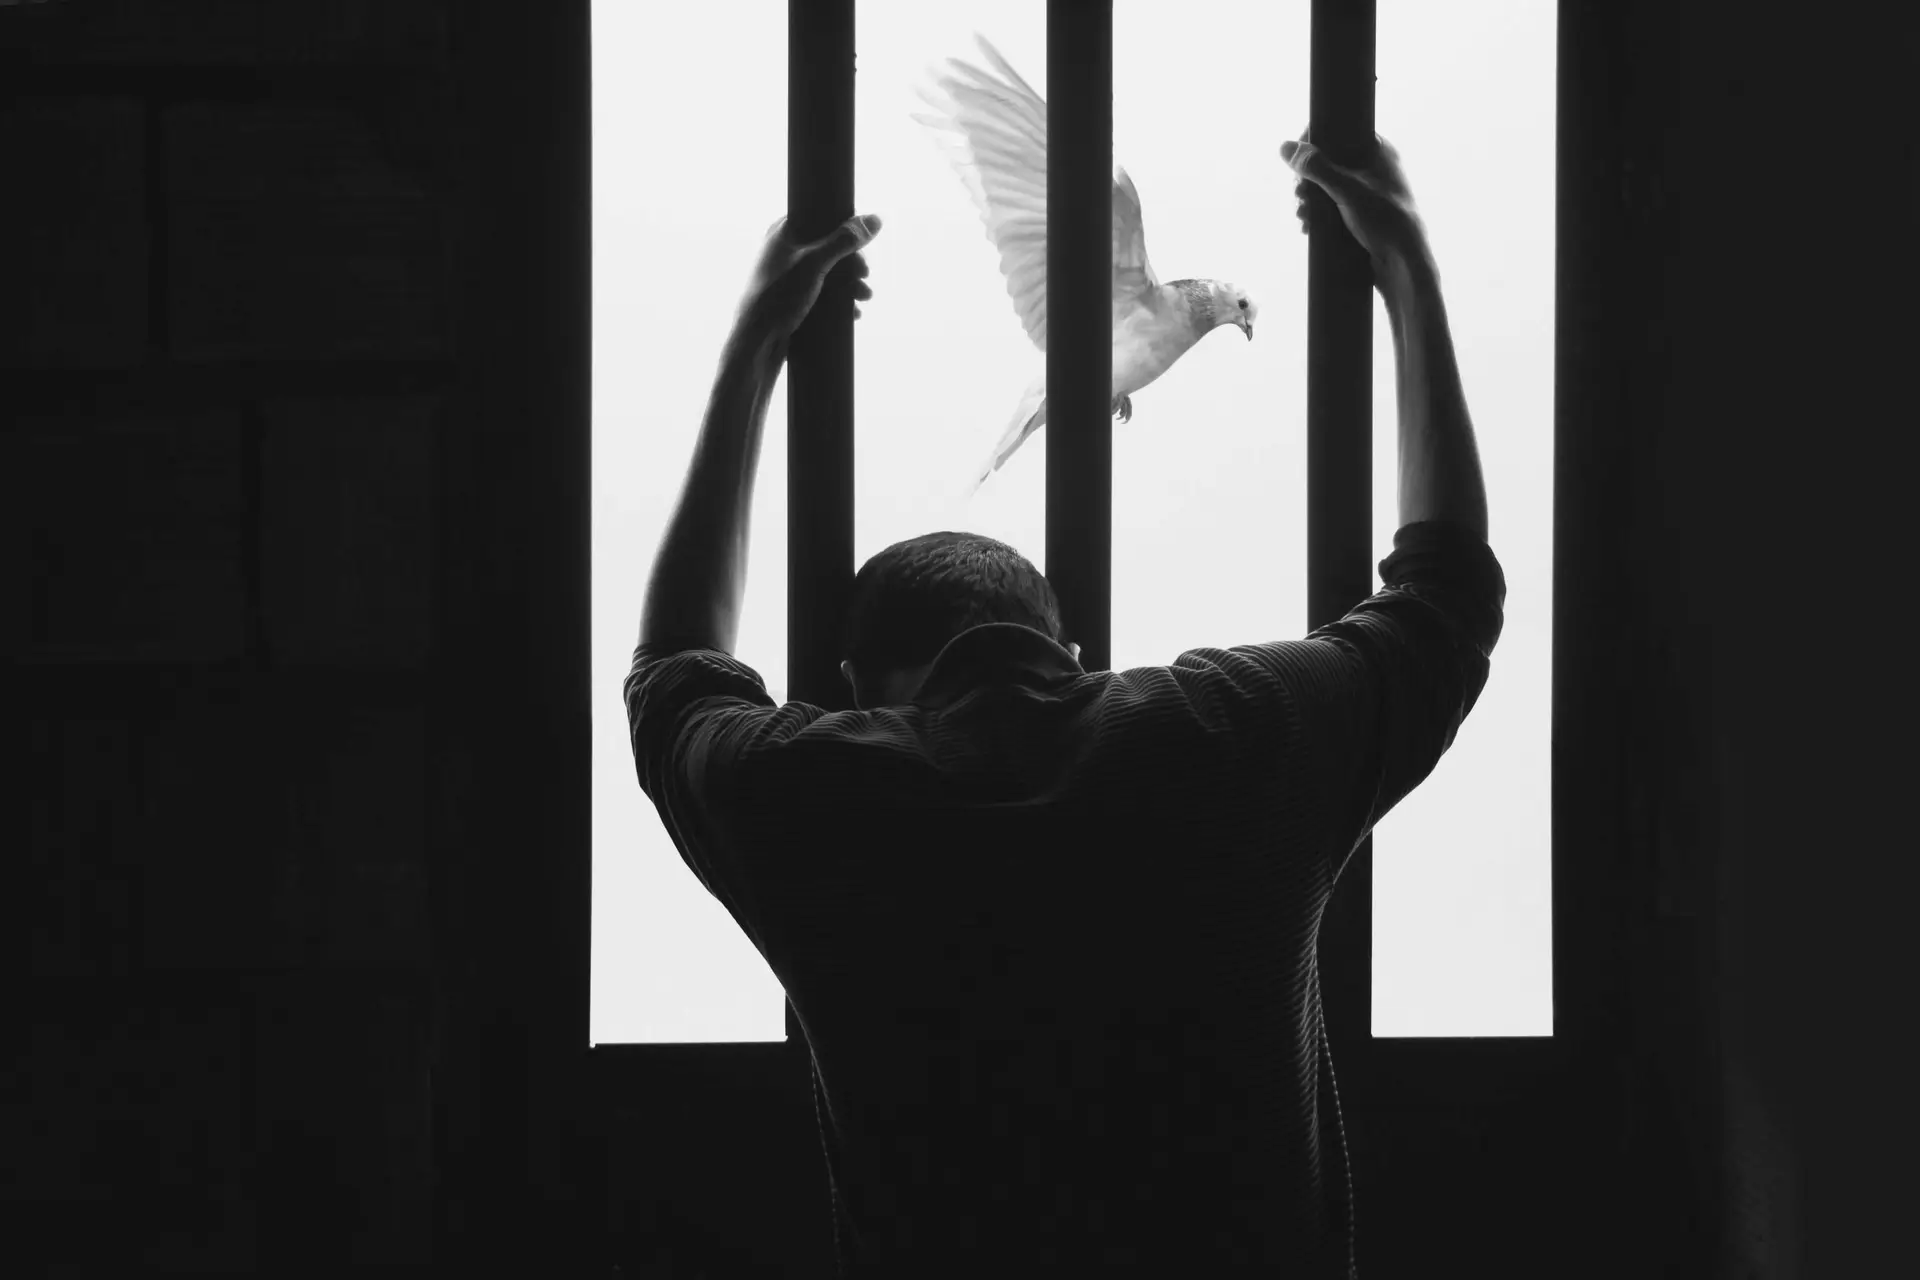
[636,336,780,658]
[636,212,882,658]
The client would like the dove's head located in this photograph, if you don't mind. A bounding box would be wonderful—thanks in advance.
[1215,281,1258,341]
[1172,277,1257,341]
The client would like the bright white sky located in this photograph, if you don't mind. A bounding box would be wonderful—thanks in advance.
[591,0,1556,1045]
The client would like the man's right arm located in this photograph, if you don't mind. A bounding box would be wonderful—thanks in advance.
[1299,249,1501,856]
[1184,138,1502,866]
[1382,250,1489,541]
[1181,246,1504,868]
[1286,128,1490,538]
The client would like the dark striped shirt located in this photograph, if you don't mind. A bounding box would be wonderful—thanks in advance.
[625,520,1506,1278]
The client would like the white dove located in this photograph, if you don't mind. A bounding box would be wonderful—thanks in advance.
[912,34,1258,495]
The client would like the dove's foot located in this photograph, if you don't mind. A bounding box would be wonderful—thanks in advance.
[1111,395,1133,425]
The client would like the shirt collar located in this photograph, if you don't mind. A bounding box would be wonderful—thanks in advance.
[910,623,1087,710]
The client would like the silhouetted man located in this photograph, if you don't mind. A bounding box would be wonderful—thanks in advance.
[627,130,1500,1279]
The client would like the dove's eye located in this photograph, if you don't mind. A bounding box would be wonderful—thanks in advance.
[1238,299,1247,309]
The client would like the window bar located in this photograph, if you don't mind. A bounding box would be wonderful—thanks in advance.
[786,0,856,1045]
[1306,0,1379,1063]
[1045,1,1115,676]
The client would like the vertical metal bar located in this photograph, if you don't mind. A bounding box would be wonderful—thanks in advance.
[1307,4,1378,628]
[1308,0,1378,1066]
[786,0,855,1043]
[1046,0,1113,676]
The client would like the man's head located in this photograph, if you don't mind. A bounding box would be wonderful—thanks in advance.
[839,530,1080,709]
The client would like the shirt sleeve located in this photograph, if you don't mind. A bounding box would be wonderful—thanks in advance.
[1174,520,1507,872]
[622,641,789,929]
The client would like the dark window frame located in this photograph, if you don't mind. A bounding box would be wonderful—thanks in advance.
[582,2,1583,1269]
[435,0,1686,1267]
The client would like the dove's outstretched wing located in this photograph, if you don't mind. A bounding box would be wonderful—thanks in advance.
[913,33,1161,353]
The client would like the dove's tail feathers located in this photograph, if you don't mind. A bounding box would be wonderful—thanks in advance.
[971,378,1048,494]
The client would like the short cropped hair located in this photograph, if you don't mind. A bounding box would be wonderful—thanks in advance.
[841,531,1064,673]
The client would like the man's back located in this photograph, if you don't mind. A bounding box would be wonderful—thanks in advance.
[625,518,1505,1276]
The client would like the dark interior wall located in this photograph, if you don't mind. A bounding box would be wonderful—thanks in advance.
[6,2,1909,1277]
[7,3,458,1276]
[1592,5,1912,1274]
[1572,5,1914,1274]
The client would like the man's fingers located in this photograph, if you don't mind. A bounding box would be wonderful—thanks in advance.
[816,212,883,267]
[1286,140,1335,186]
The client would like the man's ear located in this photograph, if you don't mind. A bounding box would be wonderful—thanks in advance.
[840,659,854,687]
[1068,642,1082,662]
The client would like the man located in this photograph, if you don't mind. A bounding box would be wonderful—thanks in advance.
[625,130,1502,1278]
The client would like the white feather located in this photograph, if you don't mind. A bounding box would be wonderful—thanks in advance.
[970,372,1049,495]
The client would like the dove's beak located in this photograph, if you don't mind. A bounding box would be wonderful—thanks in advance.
[1239,318,1254,341]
